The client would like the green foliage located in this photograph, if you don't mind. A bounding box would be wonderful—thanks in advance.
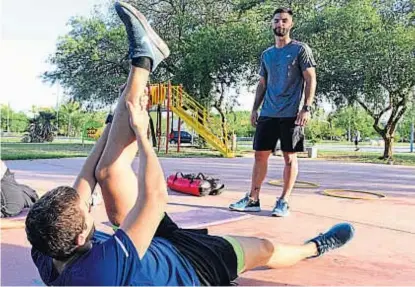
[330,106,377,140]
[43,0,415,159]
[44,16,129,107]
[227,111,255,137]
[0,105,29,133]
[296,0,415,158]
[396,102,415,141]
[56,101,107,137]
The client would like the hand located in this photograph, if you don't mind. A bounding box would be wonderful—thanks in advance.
[126,95,149,136]
[250,110,258,127]
[295,110,311,126]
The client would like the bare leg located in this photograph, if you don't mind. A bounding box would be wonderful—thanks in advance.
[226,235,317,273]
[95,67,150,226]
[281,152,298,201]
[249,151,271,200]
[224,222,355,273]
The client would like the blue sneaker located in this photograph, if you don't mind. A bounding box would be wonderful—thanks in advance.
[306,223,355,258]
[272,198,290,217]
[229,194,261,212]
[115,1,170,71]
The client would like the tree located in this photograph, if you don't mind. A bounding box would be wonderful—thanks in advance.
[43,0,266,142]
[43,16,129,107]
[42,0,234,107]
[330,106,377,141]
[60,101,81,137]
[176,18,265,139]
[22,112,55,143]
[227,111,255,137]
[0,105,29,133]
[297,0,415,159]
[396,101,415,141]
[10,112,29,133]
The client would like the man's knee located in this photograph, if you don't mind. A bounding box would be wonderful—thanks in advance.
[251,238,274,267]
[95,161,122,183]
[283,152,297,166]
[258,238,274,256]
[254,151,271,163]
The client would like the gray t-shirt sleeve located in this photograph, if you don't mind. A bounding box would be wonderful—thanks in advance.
[259,54,267,78]
[299,44,316,71]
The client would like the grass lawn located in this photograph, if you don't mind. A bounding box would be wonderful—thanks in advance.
[0,142,224,160]
[315,150,415,166]
[238,147,415,166]
[2,141,414,166]
[1,143,95,160]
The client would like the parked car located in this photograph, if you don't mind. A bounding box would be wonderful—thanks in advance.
[169,131,193,144]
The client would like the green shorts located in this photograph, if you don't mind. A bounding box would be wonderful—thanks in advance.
[222,236,245,274]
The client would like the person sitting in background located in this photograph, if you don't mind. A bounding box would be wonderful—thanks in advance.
[1,160,39,218]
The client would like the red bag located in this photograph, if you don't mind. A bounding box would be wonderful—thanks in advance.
[167,173,224,197]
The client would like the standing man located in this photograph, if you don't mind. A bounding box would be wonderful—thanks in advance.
[230,7,317,217]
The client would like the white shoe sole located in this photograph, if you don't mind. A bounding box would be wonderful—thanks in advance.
[272,210,290,217]
[229,206,261,212]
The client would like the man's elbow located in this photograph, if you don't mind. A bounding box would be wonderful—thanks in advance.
[259,78,266,88]
[304,70,317,85]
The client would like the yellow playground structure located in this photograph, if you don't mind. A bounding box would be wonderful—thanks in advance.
[148,83,235,158]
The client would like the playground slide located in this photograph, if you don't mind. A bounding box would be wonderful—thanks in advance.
[149,84,234,158]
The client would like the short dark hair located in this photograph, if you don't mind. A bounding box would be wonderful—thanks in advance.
[25,186,86,260]
[272,7,293,18]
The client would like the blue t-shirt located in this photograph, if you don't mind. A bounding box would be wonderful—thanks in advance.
[31,229,200,286]
[259,40,316,118]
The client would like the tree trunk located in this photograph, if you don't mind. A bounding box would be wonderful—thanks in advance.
[68,117,71,137]
[382,134,393,160]
[214,82,227,143]
[358,96,407,161]
[214,106,227,142]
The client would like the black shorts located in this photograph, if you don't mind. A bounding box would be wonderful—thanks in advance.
[253,116,305,152]
[155,213,238,286]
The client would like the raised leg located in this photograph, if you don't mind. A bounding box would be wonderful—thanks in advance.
[95,68,149,226]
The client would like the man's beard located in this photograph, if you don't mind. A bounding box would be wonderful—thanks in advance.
[273,28,289,37]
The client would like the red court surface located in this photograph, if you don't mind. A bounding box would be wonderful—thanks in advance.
[2,157,415,285]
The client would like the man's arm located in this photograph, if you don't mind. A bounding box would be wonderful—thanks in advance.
[251,77,267,127]
[296,67,317,126]
[72,123,111,203]
[303,67,317,107]
[120,100,168,259]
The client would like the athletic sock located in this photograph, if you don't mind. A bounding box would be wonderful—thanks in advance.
[131,57,152,71]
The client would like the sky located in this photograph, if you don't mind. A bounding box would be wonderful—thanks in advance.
[0,0,106,113]
[0,0,254,113]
